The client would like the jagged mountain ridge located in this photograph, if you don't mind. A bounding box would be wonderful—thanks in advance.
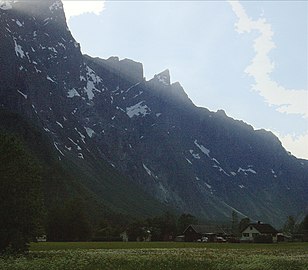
[0,0,307,226]
[0,0,171,220]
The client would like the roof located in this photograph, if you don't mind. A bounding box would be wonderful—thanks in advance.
[183,224,232,235]
[242,223,278,234]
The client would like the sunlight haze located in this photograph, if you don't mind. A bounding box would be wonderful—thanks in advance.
[63,0,308,159]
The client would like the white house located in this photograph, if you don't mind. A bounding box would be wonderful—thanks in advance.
[241,222,278,242]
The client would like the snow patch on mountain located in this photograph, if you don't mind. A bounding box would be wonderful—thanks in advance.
[194,140,210,157]
[32,105,38,114]
[71,108,77,115]
[15,20,23,27]
[143,163,158,179]
[86,66,102,83]
[189,150,200,159]
[237,167,257,175]
[68,137,82,150]
[17,90,27,99]
[74,128,86,143]
[193,140,232,176]
[156,74,169,86]
[143,164,152,176]
[186,158,192,164]
[126,101,151,118]
[213,164,230,176]
[54,142,64,156]
[84,66,103,100]
[48,46,57,54]
[84,82,95,100]
[158,182,169,201]
[205,182,212,189]
[49,1,63,12]
[57,42,66,49]
[212,158,220,164]
[85,127,95,138]
[132,91,143,99]
[47,76,56,83]
[34,66,41,73]
[56,121,63,128]
[271,169,278,178]
[67,88,80,98]
[13,39,25,58]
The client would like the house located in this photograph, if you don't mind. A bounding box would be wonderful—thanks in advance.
[183,224,231,242]
[184,225,208,242]
[241,222,278,242]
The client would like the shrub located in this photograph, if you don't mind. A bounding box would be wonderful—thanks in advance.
[253,234,273,243]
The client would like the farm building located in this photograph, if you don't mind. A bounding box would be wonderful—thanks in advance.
[241,222,278,242]
[183,224,232,242]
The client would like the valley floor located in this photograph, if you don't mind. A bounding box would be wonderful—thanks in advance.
[0,242,307,270]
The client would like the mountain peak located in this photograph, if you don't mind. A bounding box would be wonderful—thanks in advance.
[0,1,12,10]
[87,56,144,84]
[1,0,66,23]
[154,69,170,86]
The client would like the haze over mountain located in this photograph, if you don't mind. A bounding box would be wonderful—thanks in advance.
[0,0,307,226]
[63,0,308,161]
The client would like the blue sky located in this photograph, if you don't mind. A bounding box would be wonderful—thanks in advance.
[63,0,308,159]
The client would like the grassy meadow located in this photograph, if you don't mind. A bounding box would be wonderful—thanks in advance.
[0,242,307,270]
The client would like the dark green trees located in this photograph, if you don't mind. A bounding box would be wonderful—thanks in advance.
[0,133,44,253]
[231,211,239,236]
[177,213,198,234]
[238,217,250,233]
[47,198,92,241]
[283,216,296,235]
[302,214,308,241]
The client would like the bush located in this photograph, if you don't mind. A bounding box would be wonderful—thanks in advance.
[253,234,273,243]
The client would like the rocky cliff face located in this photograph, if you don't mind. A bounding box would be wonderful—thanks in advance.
[1,0,307,226]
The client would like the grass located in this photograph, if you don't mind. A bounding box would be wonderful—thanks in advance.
[30,241,308,251]
[0,242,307,270]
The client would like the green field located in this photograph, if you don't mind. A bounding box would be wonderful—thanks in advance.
[0,242,307,270]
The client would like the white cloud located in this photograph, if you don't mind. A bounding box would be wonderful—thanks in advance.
[228,1,308,119]
[63,1,105,20]
[274,131,308,160]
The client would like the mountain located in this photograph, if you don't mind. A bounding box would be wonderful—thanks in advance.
[1,0,307,227]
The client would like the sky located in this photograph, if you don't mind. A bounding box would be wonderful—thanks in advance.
[63,0,308,160]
